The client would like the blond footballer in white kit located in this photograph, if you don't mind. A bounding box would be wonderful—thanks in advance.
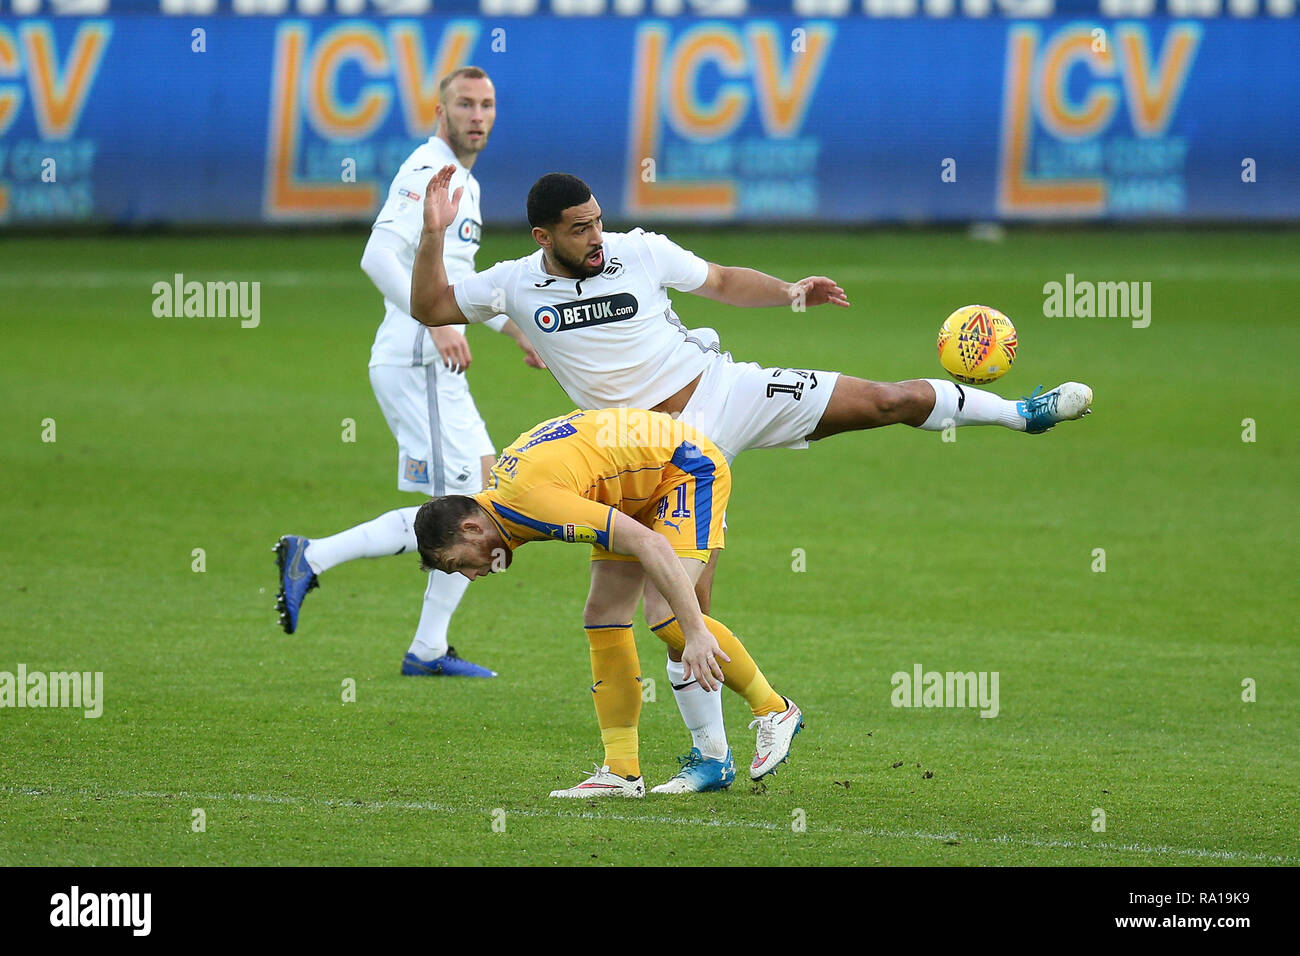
[274,67,543,678]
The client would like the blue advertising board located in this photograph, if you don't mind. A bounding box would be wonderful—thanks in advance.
[0,12,1295,224]
[2,1,1296,17]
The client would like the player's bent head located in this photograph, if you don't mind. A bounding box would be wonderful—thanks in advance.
[414,495,480,569]
[414,495,510,579]
[527,173,592,229]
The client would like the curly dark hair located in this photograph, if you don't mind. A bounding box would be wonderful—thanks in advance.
[526,172,593,229]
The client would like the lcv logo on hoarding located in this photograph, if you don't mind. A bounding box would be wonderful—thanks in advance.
[264,21,478,219]
[997,22,1201,216]
[624,22,834,219]
[0,21,111,219]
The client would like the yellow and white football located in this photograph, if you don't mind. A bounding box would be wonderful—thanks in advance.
[937,305,1018,385]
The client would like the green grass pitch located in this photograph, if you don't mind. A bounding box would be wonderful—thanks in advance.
[1,227,1296,866]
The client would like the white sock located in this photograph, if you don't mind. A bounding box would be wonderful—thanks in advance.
[406,569,470,661]
[919,378,1026,431]
[304,506,421,574]
[666,656,729,760]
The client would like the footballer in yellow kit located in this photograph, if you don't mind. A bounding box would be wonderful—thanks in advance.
[476,407,727,563]
[413,408,803,797]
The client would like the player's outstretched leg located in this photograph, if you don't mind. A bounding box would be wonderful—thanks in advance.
[651,615,802,782]
[808,377,1092,440]
[918,378,1093,434]
[273,535,318,634]
[273,506,420,633]
[275,509,493,671]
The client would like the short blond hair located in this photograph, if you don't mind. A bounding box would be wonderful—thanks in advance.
[439,66,491,101]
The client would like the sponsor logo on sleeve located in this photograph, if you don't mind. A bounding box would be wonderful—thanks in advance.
[457,218,482,243]
[563,524,600,544]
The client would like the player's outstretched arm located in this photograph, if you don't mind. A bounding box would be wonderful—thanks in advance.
[691,262,850,310]
[409,164,470,328]
[608,514,730,691]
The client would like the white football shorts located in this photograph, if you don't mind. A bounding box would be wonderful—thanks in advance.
[369,363,496,496]
[678,354,839,464]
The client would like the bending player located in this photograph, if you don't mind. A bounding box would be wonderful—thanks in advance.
[414,408,802,797]
[410,165,1093,789]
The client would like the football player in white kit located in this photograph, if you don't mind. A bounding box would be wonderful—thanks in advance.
[274,68,542,678]
[410,166,1093,785]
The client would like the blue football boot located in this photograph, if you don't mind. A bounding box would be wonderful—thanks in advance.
[274,534,318,634]
[1017,382,1093,434]
[650,748,736,793]
[401,647,497,678]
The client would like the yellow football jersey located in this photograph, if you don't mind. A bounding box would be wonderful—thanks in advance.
[472,408,730,561]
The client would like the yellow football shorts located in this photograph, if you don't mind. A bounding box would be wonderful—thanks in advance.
[591,441,730,564]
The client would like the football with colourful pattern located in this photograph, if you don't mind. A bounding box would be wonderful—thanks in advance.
[937,305,1018,385]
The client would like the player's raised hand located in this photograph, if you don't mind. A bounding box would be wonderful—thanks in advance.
[791,275,850,309]
[681,629,730,693]
[422,164,463,234]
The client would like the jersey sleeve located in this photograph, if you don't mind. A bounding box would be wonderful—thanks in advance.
[454,260,513,325]
[639,230,710,293]
[492,485,616,550]
[371,167,434,248]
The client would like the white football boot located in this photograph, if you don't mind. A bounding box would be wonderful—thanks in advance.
[748,697,804,780]
[549,765,646,799]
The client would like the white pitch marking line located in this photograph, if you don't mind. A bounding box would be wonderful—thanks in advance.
[6,785,1294,864]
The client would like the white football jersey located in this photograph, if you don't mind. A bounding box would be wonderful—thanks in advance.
[369,136,498,367]
[454,229,717,410]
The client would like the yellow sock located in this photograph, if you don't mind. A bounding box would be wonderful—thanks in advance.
[650,616,785,717]
[585,624,642,779]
